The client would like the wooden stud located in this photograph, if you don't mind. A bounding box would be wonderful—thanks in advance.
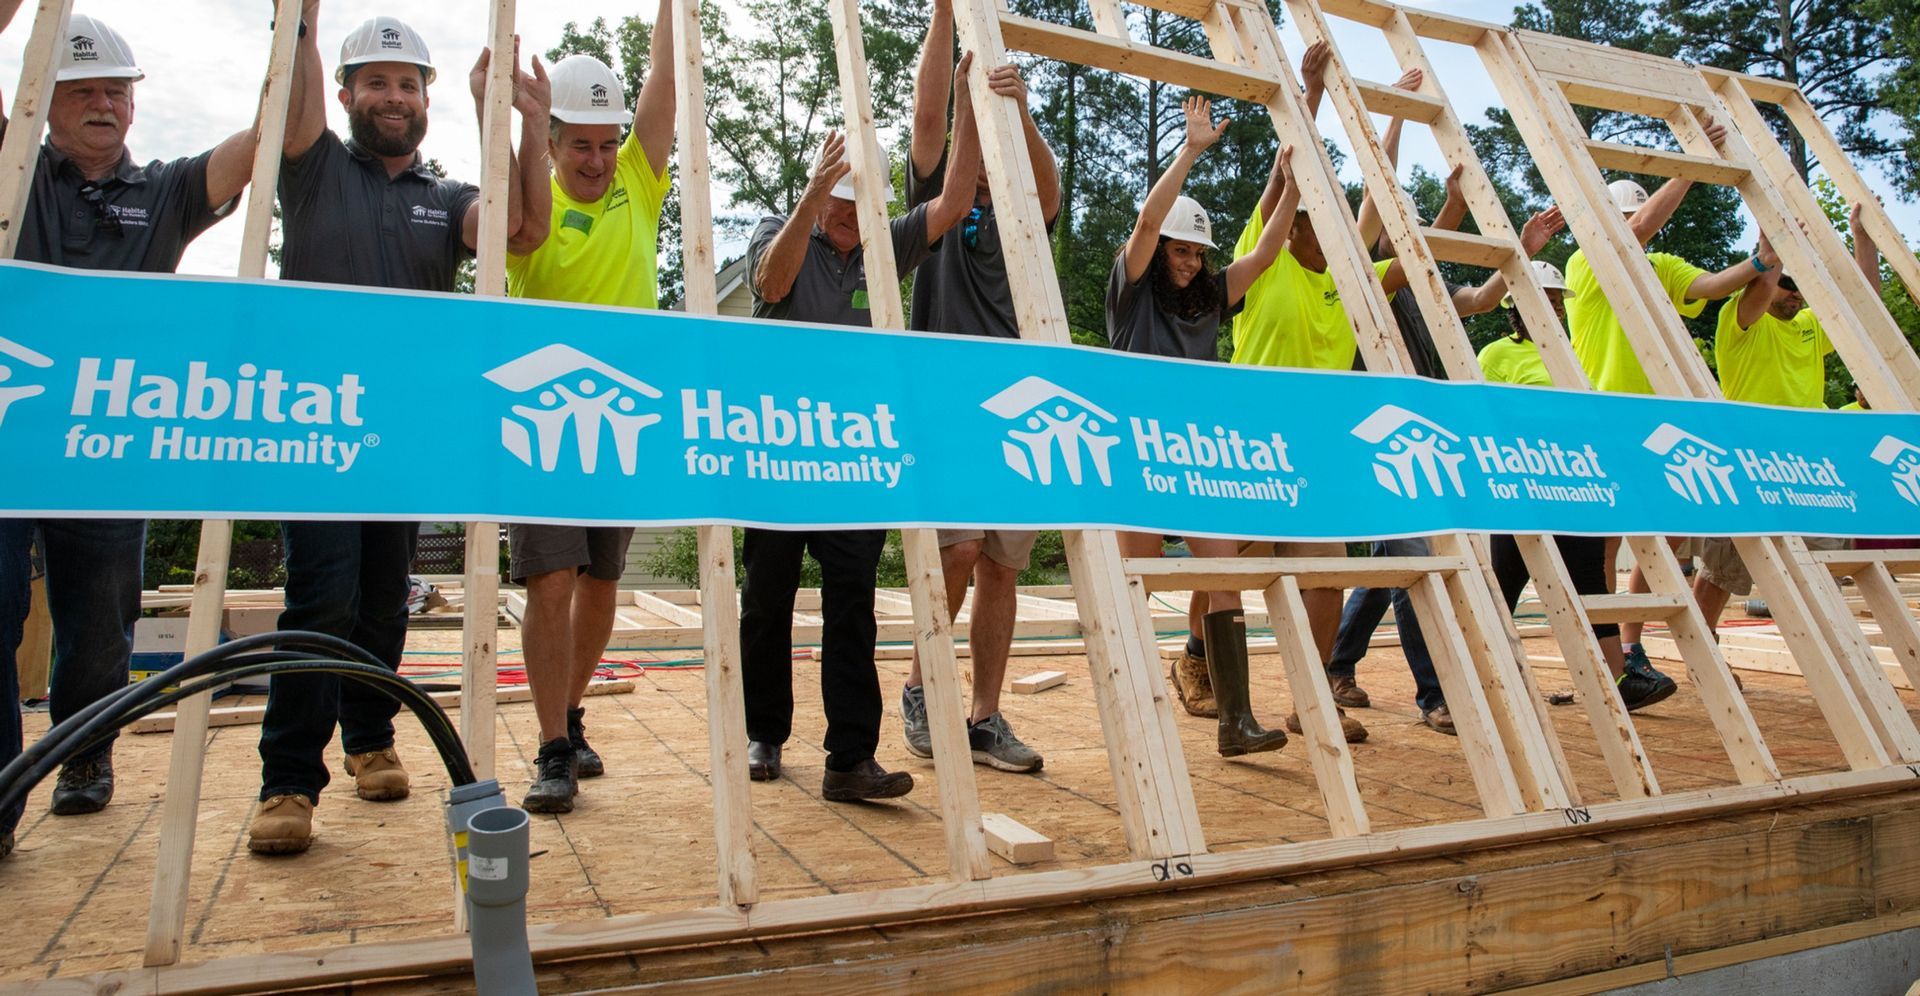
[1852,564,1920,693]
[1012,670,1068,694]
[17,576,52,700]
[1264,576,1369,837]
[142,2,306,965]
[980,813,1055,864]
[827,0,990,882]
[1404,573,1525,818]
[996,14,1281,101]
[0,0,76,258]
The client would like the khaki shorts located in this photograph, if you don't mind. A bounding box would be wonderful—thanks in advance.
[1698,536,1851,597]
[937,529,1038,571]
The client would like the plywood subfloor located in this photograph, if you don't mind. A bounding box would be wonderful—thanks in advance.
[2,623,1908,984]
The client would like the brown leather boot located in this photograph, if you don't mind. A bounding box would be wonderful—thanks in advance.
[343,747,411,801]
[1329,676,1371,709]
[1170,650,1217,718]
[247,794,314,854]
[1286,707,1369,744]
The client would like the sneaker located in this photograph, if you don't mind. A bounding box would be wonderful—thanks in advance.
[522,737,579,814]
[247,794,314,854]
[567,707,604,778]
[50,754,114,815]
[342,747,410,801]
[901,684,932,758]
[1422,704,1458,736]
[968,713,1044,773]
[1329,676,1371,709]
[1618,657,1678,712]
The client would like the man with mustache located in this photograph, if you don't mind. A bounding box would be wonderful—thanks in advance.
[0,8,261,859]
[250,1,550,855]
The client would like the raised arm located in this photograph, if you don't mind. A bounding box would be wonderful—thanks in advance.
[754,132,847,303]
[1455,205,1564,316]
[461,43,550,254]
[1225,145,1295,304]
[1123,95,1226,283]
[923,52,981,241]
[633,0,676,175]
[1355,67,1422,250]
[283,0,327,159]
[986,63,1061,223]
[911,0,955,181]
[1686,234,1778,302]
[1735,236,1782,329]
[1851,201,1882,294]
[0,0,25,36]
[1626,116,1726,244]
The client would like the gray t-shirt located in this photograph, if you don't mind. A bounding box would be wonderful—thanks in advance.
[6,125,226,272]
[747,206,932,327]
[1354,279,1462,380]
[906,153,1051,339]
[278,130,480,292]
[1105,255,1239,362]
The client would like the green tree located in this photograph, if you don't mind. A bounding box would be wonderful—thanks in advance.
[1809,175,1920,406]
[1662,0,1897,184]
[1866,0,1920,200]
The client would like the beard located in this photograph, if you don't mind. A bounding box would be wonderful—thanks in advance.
[348,104,427,158]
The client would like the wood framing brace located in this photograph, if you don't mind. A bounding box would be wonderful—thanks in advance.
[4,0,1918,987]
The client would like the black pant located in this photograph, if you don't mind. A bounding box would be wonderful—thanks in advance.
[258,521,417,802]
[1489,534,1619,641]
[740,528,885,772]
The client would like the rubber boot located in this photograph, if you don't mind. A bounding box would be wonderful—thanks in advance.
[1203,609,1287,757]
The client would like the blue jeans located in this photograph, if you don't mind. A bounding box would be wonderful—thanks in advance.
[0,518,145,837]
[257,521,416,803]
[1326,538,1443,713]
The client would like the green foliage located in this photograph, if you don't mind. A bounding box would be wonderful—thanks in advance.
[1809,175,1920,406]
[642,527,1069,589]
[143,521,287,590]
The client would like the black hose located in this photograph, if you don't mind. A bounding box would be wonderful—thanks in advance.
[0,632,478,820]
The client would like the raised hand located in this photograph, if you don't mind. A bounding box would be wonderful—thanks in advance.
[1182,95,1229,154]
[1701,112,1727,148]
[1520,205,1566,256]
[1443,162,1464,203]
[955,50,975,97]
[1756,230,1780,270]
[985,62,1028,102]
[514,52,550,118]
[469,47,491,103]
[1300,40,1330,84]
[1276,143,1294,179]
[804,130,851,204]
[1393,66,1423,91]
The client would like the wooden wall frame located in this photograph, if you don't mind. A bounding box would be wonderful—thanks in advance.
[1,0,1917,988]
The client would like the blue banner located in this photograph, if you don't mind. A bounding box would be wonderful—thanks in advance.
[2,262,1917,539]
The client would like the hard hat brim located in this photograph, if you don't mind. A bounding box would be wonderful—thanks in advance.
[335,59,438,86]
[55,67,144,82]
[1157,229,1218,250]
[551,108,632,126]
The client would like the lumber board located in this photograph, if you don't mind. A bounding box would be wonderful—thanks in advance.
[1354,77,1445,122]
[1577,592,1690,625]
[1583,138,1750,185]
[997,14,1281,102]
[1419,225,1511,267]
[38,767,1920,996]
[981,813,1055,864]
[126,679,636,734]
[1126,555,1471,593]
[1011,670,1068,694]
[0,0,76,258]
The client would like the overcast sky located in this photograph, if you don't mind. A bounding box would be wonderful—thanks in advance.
[3,0,1914,278]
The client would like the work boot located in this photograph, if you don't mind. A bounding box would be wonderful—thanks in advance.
[342,747,410,801]
[748,741,782,781]
[1422,704,1458,736]
[822,758,914,801]
[1329,676,1371,709]
[900,684,932,758]
[50,753,114,816]
[247,794,314,854]
[1202,609,1287,758]
[522,737,579,814]
[1286,707,1370,743]
[567,706,604,778]
[1170,650,1217,718]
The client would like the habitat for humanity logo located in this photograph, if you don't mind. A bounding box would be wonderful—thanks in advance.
[483,344,661,475]
[0,335,53,430]
[1352,405,1465,499]
[1643,423,1738,505]
[1872,435,1920,507]
[981,375,1118,486]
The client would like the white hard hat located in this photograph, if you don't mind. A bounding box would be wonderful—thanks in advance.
[829,172,897,204]
[1607,178,1650,214]
[58,14,143,82]
[1158,194,1216,249]
[1503,259,1573,308]
[548,55,628,126]
[336,17,437,86]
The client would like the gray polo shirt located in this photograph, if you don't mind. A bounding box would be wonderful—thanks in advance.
[3,124,226,272]
[1105,256,1239,362]
[747,206,932,327]
[905,152,1052,339]
[278,129,480,291]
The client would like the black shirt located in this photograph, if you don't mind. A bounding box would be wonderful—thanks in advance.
[906,151,1053,339]
[747,208,932,327]
[278,129,480,291]
[1353,278,1463,380]
[6,124,227,272]
[1105,256,1240,362]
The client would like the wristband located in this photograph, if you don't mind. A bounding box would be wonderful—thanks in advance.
[1751,255,1769,273]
